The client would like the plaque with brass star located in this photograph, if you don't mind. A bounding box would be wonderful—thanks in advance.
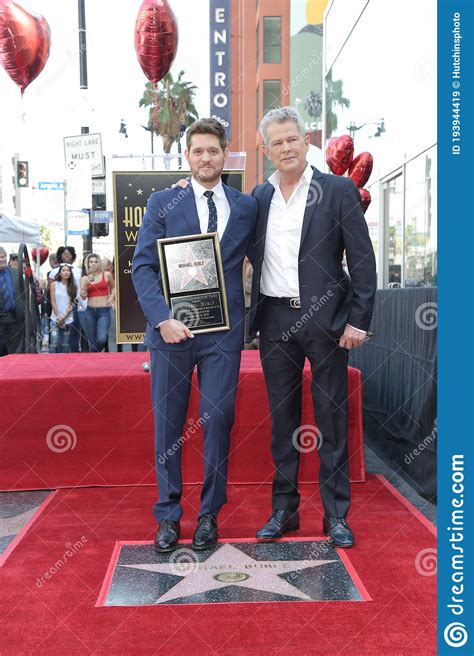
[157,233,230,334]
[99,540,369,607]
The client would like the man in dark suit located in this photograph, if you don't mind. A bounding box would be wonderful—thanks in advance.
[249,107,376,547]
[0,246,25,356]
[132,118,258,553]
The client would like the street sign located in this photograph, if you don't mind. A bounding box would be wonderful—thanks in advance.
[68,210,90,236]
[65,163,92,211]
[92,178,106,194]
[63,133,104,176]
[38,181,65,191]
[92,210,113,223]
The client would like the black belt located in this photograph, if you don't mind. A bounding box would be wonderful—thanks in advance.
[263,295,301,309]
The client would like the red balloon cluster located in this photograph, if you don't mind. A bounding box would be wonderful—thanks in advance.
[325,135,373,213]
[0,1,51,95]
[326,135,354,176]
[135,0,178,84]
[31,246,49,266]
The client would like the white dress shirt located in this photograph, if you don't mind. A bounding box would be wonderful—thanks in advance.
[260,163,313,297]
[191,178,230,239]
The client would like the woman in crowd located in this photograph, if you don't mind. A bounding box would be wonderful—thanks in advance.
[49,264,77,353]
[79,253,115,352]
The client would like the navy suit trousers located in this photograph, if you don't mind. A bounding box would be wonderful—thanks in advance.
[150,338,241,521]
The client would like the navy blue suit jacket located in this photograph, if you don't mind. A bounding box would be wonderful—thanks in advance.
[132,183,258,352]
[248,167,377,339]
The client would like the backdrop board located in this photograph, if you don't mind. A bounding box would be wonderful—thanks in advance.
[113,171,245,343]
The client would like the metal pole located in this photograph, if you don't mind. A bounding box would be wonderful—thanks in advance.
[63,180,68,245]
[78,0,88,89]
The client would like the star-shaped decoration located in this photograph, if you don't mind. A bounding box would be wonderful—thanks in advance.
[136,188,143,195]
[151,187,156,192]
[177,245,211,289]
[123,196,128,201]
[120,542,337,604]
[128,183,132,187]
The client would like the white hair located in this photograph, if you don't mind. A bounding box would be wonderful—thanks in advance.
[260,106,306,144]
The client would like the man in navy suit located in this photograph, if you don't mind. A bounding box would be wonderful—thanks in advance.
[249,107,376,547]
[132,118,257,553]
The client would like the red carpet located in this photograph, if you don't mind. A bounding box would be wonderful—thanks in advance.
[0,352,365,491]
[0,475,436,655]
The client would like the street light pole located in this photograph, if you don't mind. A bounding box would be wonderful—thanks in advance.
[78,0,92,256]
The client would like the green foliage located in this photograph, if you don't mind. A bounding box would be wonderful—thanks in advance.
[139,71,199,153]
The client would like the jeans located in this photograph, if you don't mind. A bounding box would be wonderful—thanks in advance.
[69,306,82,353]
[49,321,71,353]
[79,306,111,352]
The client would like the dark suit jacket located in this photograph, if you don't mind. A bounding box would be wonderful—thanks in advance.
[248,166,377,339]
[0,266,25,322]
[132,183,258,352]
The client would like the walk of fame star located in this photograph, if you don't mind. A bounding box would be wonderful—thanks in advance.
[119,543,337,605]
[177,246,211,289]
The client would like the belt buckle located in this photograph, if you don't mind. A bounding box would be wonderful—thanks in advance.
[290,297,301,309]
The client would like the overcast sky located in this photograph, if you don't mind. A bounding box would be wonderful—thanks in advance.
[0,0,210,181]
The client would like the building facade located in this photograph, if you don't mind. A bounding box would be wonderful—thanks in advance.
[323,0,437,288]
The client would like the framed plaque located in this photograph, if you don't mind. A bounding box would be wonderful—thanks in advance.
[157,232,230,334]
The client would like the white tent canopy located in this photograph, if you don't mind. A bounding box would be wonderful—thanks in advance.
[0,212,41,244]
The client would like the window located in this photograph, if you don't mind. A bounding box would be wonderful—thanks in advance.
[404,148,437,287]
[263,153,276,181]
[256,22,260,66]
[256,84,260,125]
[263,17,281,64]
[263,80,281,116]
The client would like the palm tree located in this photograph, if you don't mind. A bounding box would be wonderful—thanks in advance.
[303,90,322,120]
[139,71,199,154]
[325,70,351,137]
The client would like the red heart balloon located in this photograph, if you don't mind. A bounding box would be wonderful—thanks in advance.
[0,1,51,95]
[349,152,373,188]
[31,246,49,265]
[326,135,354,176]
[134,0,178,84]
[359,188,372,214]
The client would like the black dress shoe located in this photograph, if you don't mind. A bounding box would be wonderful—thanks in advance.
[323,516,355,548]
[154,520,180,553]
[192,514,218,550]
[256,510,300,540]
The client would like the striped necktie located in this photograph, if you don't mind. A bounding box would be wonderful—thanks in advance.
[204,190,218,233]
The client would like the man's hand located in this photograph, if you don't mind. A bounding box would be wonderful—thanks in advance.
[171,177,190,189]
[339,324,367,349]
[159,319,194,344]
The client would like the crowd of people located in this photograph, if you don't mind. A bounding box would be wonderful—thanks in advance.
[0,244,124,356]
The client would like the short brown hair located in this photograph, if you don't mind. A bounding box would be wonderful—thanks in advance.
[186,118,227,151]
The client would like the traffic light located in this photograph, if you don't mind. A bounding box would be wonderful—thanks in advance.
[16,160,29,187]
